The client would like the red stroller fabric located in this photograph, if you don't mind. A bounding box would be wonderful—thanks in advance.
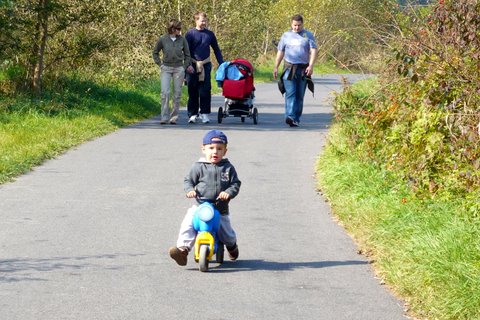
[222,59,254,99]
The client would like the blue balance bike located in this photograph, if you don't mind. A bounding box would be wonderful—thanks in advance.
[192,202,225,272]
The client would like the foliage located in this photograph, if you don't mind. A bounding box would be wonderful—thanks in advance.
[1,0,389,94]
[102,0,276,79]
[334,0,480,198]
[317,123,480,319]
[0,0,279,89]
[0,0,117,92]
[267,0,396,71]
[321,4,480,316]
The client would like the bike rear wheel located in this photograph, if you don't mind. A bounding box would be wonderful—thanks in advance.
[216,243,224,264]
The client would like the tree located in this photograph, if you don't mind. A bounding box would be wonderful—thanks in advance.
[1,0,114,93]
[31,0,49,93]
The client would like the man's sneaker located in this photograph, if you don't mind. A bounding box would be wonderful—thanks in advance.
[285,116,294,127]
[160,118,168,125]
[188,115,197,123]
[227,244,239,261]
[291,120,299,127]
[169,246,188,266]
[199,113,210,123]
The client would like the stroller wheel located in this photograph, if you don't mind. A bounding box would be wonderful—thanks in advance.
[218,107,223,124]
[253,107,258,125]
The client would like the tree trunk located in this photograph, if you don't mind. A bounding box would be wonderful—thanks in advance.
[31,0,49,95]
[263,30,269,56]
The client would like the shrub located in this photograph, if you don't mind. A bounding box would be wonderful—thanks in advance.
[336,0,480,199]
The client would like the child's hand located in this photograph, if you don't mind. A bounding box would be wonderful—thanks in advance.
[186,190,197,198]
[217,191,230,201]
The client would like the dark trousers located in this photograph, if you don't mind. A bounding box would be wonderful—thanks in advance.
[186,62,212,116]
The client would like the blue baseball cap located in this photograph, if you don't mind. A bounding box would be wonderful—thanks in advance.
[203,129,228,145]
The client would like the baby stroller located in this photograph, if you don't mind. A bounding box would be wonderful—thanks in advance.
[215,58,258,124]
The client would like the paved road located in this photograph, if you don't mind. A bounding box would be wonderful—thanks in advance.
[0,75,407,319]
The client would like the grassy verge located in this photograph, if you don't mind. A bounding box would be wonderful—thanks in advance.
[0,76,163,184]
[316,83,480,320]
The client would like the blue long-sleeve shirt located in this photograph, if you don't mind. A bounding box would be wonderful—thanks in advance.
[185,28,223,64]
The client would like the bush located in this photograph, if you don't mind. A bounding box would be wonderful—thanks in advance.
[335,0,480,199]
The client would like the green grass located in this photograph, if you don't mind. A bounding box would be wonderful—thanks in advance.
[317,94,480,320]
[0,76,162,184]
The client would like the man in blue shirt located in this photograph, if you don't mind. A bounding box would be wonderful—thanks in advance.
[185,12,224,124]
[274,14,318,127]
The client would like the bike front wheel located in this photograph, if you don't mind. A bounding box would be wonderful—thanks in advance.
[199,245,209,272]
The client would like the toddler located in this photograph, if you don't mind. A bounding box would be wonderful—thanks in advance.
[169,129,241,266]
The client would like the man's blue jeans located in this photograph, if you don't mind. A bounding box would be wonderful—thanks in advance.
[187,62,212,116]
[282,67,307,123]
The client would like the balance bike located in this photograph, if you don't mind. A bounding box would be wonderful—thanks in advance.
[192,202,225,272]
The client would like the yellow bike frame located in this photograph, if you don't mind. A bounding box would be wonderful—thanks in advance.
[194,231,215,261]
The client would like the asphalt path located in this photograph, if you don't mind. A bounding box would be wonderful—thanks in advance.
[0,74,407,319]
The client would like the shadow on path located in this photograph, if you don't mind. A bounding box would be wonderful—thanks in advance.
[187,259,369,273]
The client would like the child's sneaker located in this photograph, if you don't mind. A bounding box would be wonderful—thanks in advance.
[169,246,188,266]
[226,244,239,261]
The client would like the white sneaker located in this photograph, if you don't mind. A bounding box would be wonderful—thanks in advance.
[200,113,210,123]
[188,115,197,123]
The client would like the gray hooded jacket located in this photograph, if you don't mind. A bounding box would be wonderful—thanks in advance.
[184,158,241,215]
